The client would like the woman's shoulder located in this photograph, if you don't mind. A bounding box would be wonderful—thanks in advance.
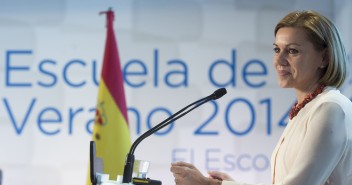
[318,87,351,105]
[315,87,352,116]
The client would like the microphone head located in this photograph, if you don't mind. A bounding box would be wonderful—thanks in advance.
[212,88,227,100]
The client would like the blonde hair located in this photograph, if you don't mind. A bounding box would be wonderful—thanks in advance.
[275,10,348,88]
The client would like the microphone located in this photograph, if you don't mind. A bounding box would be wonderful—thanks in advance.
[211,87,227,100]
[122,88,227,183]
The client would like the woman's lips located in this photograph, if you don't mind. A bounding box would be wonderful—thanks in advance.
[277,69,291,76]
[276,65,290,76]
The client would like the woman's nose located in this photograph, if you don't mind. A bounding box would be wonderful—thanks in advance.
[275,52,289,66]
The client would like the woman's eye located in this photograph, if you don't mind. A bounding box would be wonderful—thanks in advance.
[273,48,280,53]
[288,48,298,54]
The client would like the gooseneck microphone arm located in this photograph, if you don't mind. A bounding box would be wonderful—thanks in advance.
[122,88,227,183]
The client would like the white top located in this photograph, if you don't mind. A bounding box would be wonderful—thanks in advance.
[222,87,352,185]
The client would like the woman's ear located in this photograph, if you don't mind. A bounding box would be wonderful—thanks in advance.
[320,49,328,69]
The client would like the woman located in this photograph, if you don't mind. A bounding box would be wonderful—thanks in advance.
[170,10,352,185]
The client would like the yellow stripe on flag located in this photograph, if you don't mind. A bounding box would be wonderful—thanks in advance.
[93,79,131,179]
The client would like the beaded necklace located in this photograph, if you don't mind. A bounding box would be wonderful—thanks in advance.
[289,84,326,120]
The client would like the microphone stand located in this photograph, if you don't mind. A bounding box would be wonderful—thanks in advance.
[122,88,227,183]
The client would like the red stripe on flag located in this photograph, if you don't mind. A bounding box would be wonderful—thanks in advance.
[100,10,128,123]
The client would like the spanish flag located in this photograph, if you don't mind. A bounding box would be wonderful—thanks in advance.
[88,9,131,184]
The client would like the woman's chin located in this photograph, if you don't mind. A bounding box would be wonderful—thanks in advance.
[278,81,292,88]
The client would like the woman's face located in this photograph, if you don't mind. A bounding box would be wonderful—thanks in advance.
[273,27,326,91]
